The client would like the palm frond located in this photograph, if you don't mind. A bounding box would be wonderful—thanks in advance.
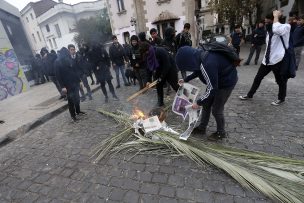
[92,109,304,203]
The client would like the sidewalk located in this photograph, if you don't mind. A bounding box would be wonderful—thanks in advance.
[0,81,98,143]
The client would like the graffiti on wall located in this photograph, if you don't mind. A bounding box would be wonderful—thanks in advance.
[0,48,28,101]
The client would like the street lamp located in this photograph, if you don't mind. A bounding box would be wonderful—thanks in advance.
[130,17,136,26]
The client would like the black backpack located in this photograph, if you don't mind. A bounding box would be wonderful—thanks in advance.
[198,41,241,66]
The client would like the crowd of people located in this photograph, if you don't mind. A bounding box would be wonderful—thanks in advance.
[28,10,303,141]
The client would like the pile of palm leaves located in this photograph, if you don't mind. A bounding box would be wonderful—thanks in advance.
[92,108,304,203]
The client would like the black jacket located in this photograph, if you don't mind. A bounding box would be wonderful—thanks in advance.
[251,27,266,46]
[155,47,177,80]
[55,48,80,90]
[109,43,126,66]
[42,53,57,76]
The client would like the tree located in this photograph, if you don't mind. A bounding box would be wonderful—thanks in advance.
[74,8,112,47]
[208,0,262,29]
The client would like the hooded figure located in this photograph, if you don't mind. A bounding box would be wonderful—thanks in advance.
[176,46,238,141]
[55,47,84,121]
[130,35,147,89]
[140,42,179,106]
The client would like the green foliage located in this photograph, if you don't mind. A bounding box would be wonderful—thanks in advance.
[208,0,262,27]
[74,8,112,47]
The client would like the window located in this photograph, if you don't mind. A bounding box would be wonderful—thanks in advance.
[32,33,37,43]
[37,31,42,42]
[52,38,57,49]
[46,24,50,32]
[54,24,62,38]
[26,17,29,23]
[48,39,53,49]
[30,13,34,20]
[117,0,125,12]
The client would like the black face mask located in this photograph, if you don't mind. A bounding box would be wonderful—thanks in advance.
[265,23,273,33]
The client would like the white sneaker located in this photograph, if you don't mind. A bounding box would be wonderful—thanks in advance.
[239,95,252,100]
[271,100,285,106]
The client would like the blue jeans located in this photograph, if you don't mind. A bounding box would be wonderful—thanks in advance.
[113,65,128,86]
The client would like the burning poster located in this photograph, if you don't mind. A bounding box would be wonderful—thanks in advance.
[142,116,162,133]
[172,83,200,119]
[172,83,202,140]
[179,105,202,140]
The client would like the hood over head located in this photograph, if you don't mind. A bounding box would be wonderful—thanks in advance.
[175,46,201,72]
[164,26,176,40]
[131,35,139,42]
[138,32,147,42]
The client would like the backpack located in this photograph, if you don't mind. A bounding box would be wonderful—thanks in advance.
[198,41,241,66]
[279,36,296,79]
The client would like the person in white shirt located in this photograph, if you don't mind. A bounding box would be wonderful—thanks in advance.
[239,10,290,106]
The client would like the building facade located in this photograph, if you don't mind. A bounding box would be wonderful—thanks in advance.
[106,0,198,45]
[0,0,32,100]
[21,0,106,54]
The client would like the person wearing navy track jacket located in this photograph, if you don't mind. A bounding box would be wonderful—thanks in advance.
[175,46,238,141]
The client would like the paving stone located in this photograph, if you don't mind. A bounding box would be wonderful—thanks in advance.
[213,193,234,203]
[140,183,159,195]
[140,194,160,203]
[176,187,195,201]
[159,186,176,198]
[234,196,255,203]
[195,190,214,203]
[109,188,127,201]
[121,178,140,191]
[159,197,178,203]
[123,190,139,203]
[152,173,168,184]
[168,175,184,187]
[135,171,153,182]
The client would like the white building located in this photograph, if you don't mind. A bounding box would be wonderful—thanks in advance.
[106,0,198,45]
[21,0,106,54]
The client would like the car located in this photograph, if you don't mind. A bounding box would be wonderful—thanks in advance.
[200,34,229,45]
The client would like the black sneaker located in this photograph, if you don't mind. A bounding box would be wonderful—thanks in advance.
[271,100,284,106]
[80,97,86,102]
[192,127,206,135]
[116,85,121,89]
[124,83,131,86]
[105,97,109,103]
[239,95,252,100]
[207,132,227,141]
[71,116,78,122]
[243,62,249,66]
[77,111,86,115]
[113,95,119,101]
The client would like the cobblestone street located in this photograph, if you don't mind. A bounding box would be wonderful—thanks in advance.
[0,62,304,203]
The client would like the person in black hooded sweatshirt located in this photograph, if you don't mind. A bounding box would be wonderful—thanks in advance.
[55,47,85,122]
[129,35,147,90]
[140,42,179,107]
[176,46,238,141]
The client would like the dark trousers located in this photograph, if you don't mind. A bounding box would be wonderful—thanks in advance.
[100,79,116,97]
[135,69,148,89]
[233,45,240,56]
[198,87,234,133]
[49,76,63,96]
[156,70,179,105]
[79,74,92,98]
[247,62,287,101]
[245,45,262,64]
[67,85,80,118]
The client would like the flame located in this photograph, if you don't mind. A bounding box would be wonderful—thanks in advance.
[130,107,146,120]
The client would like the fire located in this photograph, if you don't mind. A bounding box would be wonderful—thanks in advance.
[131,107,146,120]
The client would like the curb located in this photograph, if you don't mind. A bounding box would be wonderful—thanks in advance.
[0,86,100,145]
